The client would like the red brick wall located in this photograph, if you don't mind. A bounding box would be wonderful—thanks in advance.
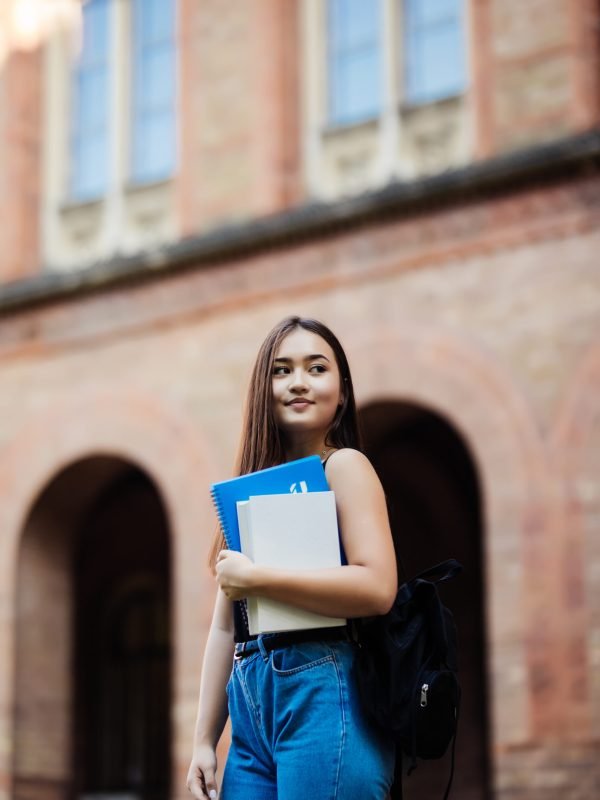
[471,0,600,157]
[0,392,219,800]
[12,507,74,800]
[1,2,600,798]
[178,0,300,235]
[0,48,41,282]
[0,2,599,269]
[0,169,599,797]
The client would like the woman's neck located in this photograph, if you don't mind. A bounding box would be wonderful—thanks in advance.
[283,433,329,462]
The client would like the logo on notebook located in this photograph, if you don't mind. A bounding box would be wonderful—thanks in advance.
[289,481,308,494]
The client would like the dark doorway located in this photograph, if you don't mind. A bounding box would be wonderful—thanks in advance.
[74,467,171,800]
[361,402,491,800]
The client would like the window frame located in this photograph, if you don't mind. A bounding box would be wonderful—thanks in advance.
[69,0,111,202]
[403,0,467,107]
[326,0,383,128]
[130,0,178,185]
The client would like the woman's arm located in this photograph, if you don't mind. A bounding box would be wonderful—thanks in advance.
[187,588,235,800]
[216,449,397,618]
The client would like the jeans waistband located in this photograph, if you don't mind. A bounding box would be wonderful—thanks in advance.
[234,626,350,660]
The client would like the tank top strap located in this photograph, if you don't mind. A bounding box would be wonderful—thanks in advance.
[321,449,337,468]
[321,449,348,566]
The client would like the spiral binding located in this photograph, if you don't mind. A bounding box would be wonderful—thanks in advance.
[210,488,251,635]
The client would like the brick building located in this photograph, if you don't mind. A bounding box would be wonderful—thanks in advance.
[0,1,599,799]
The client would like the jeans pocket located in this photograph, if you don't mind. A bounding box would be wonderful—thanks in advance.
[271,642,335,676]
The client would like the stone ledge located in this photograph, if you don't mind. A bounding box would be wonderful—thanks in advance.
[1,128,600,314]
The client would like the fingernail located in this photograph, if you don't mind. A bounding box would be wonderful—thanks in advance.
[209,790,217,800]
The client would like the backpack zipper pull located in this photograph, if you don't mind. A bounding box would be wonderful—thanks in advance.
[420,683,429,707]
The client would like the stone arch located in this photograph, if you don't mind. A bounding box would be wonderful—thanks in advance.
[343,323,562,752]
[552,340,600,740]
[13,456,173,798]
[0,390,219,798]
[360,400,489,799]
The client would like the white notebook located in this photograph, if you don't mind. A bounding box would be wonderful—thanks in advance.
[236,491,346,635]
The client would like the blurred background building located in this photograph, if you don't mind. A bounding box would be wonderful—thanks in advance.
[0,0,599,798]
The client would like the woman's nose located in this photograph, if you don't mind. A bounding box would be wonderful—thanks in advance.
[289,368,308,391]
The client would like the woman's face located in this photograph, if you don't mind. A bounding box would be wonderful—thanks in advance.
[271,328,343,440]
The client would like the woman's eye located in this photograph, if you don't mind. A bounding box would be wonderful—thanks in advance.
[273,365,289,375]
[309,364,326,373]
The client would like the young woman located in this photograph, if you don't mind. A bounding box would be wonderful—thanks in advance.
[187,316,397,800]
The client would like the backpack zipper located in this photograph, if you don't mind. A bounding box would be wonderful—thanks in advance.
[420,683,429,707]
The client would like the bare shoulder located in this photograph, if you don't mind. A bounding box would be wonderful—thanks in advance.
[325,448,382,491]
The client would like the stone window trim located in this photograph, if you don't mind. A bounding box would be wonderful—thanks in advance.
[41,0,178,273]
[302,0,474,200]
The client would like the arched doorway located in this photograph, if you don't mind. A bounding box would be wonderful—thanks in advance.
[12,456,171,800]
[361,402,491,800]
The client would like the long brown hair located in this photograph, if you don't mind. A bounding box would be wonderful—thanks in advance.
[209,316,362,565]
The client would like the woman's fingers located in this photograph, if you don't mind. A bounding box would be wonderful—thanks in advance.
[215,550,256,602]
[187,762,218,799]
[202,764,218,799]
[186,766,206,799]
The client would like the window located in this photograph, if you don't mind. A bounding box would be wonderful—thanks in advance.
[404,0,466,105]
[44,0,179,269]
[327,0,382,126]
[131,0,177,184]
[303,0,471,200]
[70,0,110,201]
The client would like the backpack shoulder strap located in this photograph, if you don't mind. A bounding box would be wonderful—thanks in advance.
[414,559,462,584]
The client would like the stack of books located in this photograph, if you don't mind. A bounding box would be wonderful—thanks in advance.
[210,456,345,634]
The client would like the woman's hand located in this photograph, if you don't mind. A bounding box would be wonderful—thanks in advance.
[187,744,218,799]
[215,550,256,601]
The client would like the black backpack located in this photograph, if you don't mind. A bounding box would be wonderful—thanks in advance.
[353,559,462,800]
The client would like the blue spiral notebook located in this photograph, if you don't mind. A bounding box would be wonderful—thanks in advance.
[210,455,329,552]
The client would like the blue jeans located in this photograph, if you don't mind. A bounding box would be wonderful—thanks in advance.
[221,637,395,799]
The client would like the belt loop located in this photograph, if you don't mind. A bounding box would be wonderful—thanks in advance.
[233,642,245,661]
[257,635,269,662]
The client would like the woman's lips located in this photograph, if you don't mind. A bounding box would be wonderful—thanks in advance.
[286,399,313,408]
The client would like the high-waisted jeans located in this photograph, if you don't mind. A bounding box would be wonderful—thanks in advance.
[221,636,395,799]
